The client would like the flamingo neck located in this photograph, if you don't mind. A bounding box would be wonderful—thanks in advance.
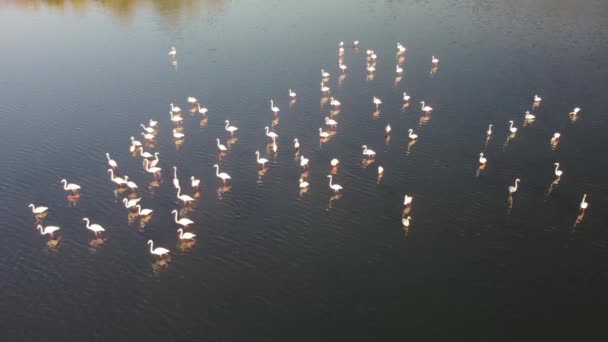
[149,241,154,253]
[215,166,220,177]
[173,211,179,223]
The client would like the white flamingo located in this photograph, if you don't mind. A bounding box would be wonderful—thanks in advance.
[143,159,161,176]
[432,55,439,64]
[330,97,341,107]
[168,47,176,57]
[509,120,518,134]
[216,139,227,152]
[177,228,196,240]
[487,124,493,137]
[353,40,359,48]
[293,138,300,151]
[28,204,48,215]
[149,152,160,168]
[524,111,536,120]
[508,178,520,194]
[148,119,158,128]
[270,99,280,115]
[141,132,155,141]
[580,194,589,211]
[325,117,338,128]
[225,120,238,135]
[396,65,403,74]
[191,176,200,189]
[147,240,170,258]
[327,175,343,193]
[570,107,581,116]
[172,209,194,228]
[173,166,180,189]
[362,145,376,158]
[187,96,198,104]
[173,129,185,139]
[403,195,413,206]
[255,151,269,168]
[106,153,118,169]
[551,132,561,144]
[479,153,487,165]
[299,178,309,189]
[170,103,181,113]
[339,63,347,72]
[320,82,330,93]
[366,63,376,72]
[397,42,406,53]
[140,124,155,134]
[373,97,382,108]
[321,69,330,78]
[533,95,542,103]
[403,92,411,102]
[213,164,231,183]
[37,224,60,236]
[108,169,127,186]
[60,179,81,193]
[170,111,183,124]
[408,129,418,141]
[197,103,208,116]
[330,158,339,167]
[265,126,279,141]
[138,147,153,159]
[122,197,141,209]
[319,128,330,138]
[289,89,296,99]
[385,124,391,135]
[130,136,143,148]
[378,165,384,175]
[420,101,433,113]
[554,163,563,178]
[82,218,105,237]
[176,185,195,204]
[123,176,138,191]
[300,155,309,169]
[402,216,412,227]
[135,204,153,216]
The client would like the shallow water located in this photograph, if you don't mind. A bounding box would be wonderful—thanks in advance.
[1,0,608,340]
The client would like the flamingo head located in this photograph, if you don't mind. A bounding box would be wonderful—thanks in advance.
[36,224,43,230]
[408,129,413,134]
[213,164,219,168]
[29,204,34,208]
[177,228,183,234]
[147,240,153,245]
[171,209,177,214]
[60,179,67,184]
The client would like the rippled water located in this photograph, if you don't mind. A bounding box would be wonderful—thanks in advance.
[1,0,608,340]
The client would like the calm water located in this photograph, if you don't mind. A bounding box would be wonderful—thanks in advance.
[1,0,608,340]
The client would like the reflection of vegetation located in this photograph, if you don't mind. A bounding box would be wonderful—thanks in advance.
[3,0,228,21]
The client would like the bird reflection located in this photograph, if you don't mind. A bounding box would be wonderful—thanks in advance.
[227,136,239,147]
[338,73,347,86]
[170,60,178,71]
[405,140,417,156]
[430,66,438,76]
[402,102,410,111]
[394,75,402,86]
[272,116,280,127]
[544,179,560,200]
[397,55,405,65]
[88,236,107,253]
[507,194,514,213]
[139,214,153,229]
[328,193,343,208]
[419,114,431,126]
[174,138,185,150]
[366,73,376,82]
[152,257,171,275]
[177,239,197,254]
[67,194,80,207]
[361,158,374,168]
[330,109,341,116]
[257,167,269,183]
[199,117,208,127]
[320,96,330,106]
[45,237,61,253]
[127,211,139,226]
[475,163,486,177]
[372,109,381,118]
[217,185,231,199]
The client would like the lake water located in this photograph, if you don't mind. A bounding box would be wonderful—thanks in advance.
[1,0,608,340]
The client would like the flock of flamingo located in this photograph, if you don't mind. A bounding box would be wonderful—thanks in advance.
[28,41,590,259]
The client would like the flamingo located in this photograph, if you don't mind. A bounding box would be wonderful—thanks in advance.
[330,158,340,167]
[170,103,181,113]
[123,176,138,191]
[138,147,153,159]
[403,92,411,102]
[366,49,373,56]
[168,47,176,57]
[265,126,279,141]
[396,65,403,74]
[173,129,185,139]
[533,95,542,103]
[197,103,208,116]
[191,176,200,189]
[82,218,105,237]
[321,69,330,78]
[378,165,384,175]
[108,169,127,186]
[339,63,347,72]
[524,111,536,120]
[366,63,376,72]
[37,224,60,236]
[408,129,418,141]
[172,166,180,189]
[122,197,141,209]
[187,96,198,104]
[148,119,158,128]
[143,159,161,176]
[373,97,382,108]
[169,111,183,124]
[487,124,493,137]
[330,97,341,107]
[177,228,196,240]
[299,178,309,189]
[149,152,160,168]
[172,209,194,228]
[554,163,563,178]
[353,40,359,48]
[551,132,561,144]
[580,194,589,211]
[385,124,391,135]
[509,120,518,134]
[147,240,170,258]
[255,151,269,168]
[60,179,80,193]
[325,117,338,128]
[508,178,520,194]
[319,128,330,138]
[327,175,343,193]
[371,52,377,60]
[402,216,412,227]
[225,120,238,135]
[570,107,581,116]
[140,124,155,134]
[176,185,195,204]
[362,145,376,158]
[28,204,48,215]
[479,153,487,165]
[403,195,413,206]
[289,89,296,99]
[130,136,143,148]
[420,101,433,113]
[300,155,310,169]
[320,82,330,93]
[135,204,153,216]
[397,42,406,53]
[106,153,118,169]
[216,139,228,152]
[432,55,439,64]
[270,99,280,115]
[293,138,300,151]
[338,41,344,54]
[213,164,231,183]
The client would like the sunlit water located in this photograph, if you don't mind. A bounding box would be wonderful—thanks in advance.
[1,0,608,340]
